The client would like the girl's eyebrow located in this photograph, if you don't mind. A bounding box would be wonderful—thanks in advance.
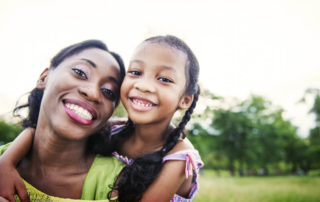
[130,59,144,66]
[80,58,96,68]
[158,65,176,73]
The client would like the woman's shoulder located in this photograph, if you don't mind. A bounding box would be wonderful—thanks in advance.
[81,155,125,200]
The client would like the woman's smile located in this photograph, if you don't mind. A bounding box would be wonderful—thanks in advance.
[63,98,97,125]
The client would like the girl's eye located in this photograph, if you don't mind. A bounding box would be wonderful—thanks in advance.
[158,77,173,83]
[128,70,141,76]
[101,88,116,101]
[72,68,87,79]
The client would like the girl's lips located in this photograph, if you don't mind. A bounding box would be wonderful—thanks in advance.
[129,97,157,112]
[63,98,97,125]
[129,96,157,106]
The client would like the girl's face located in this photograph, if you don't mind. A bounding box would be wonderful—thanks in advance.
[120,42,193,125]
[38,48,121,140]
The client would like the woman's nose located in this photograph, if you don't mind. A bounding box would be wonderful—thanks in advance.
[78,84,102,104]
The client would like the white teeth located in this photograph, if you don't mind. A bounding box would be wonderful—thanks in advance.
[65,103,93,120]
[132,99,153,107]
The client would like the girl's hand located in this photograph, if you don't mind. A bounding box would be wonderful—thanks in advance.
[0,196,9,202]
[0,158,29,202]
[0,196,8,202]
[0,128,35,202]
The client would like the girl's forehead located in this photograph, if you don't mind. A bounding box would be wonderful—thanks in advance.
[131,42,187,68]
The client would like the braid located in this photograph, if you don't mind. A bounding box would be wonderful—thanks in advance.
[161,86,200,155]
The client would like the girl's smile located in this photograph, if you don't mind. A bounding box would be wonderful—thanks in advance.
[120,42,189,125]
[129,96,158,112]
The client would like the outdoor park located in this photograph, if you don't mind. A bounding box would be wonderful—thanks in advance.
[1,88,320,201]
[1,0,320,201]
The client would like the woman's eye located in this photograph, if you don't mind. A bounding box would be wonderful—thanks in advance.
[72,68,87,79]
[158,77,173,83]
[101,88,116,101]
[128,70,141,76]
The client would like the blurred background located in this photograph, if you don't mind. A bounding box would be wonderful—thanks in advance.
[0,0,319,201]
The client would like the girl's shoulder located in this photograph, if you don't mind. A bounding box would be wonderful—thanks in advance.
[162,139,204,202]
[163,138,203,172]
[109,120,127,137]
[167,138,194,154]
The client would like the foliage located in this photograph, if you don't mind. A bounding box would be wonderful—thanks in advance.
[0,120,22,145]
[302,88,320,169]
[112,102,127,118]
[188,90,315,175]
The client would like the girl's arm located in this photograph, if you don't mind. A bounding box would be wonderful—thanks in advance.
[141,160,188,202]
[0,128,35,202]
[141,139,197,202]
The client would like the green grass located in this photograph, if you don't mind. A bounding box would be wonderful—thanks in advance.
[194,170,320,202]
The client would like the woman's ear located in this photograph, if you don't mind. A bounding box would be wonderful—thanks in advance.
[36,68,49,90]
[178,94,194,110]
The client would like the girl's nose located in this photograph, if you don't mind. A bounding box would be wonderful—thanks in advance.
[78,84,102,104]
[133,79,156,93]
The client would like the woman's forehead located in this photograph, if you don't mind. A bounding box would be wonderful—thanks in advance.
[62,48,120,71]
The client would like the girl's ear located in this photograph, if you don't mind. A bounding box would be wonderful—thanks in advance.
[36,68,49,90]
[178,94,194,110]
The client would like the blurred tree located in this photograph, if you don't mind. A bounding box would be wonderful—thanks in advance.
[112,102,127,118]
[210,95,300,175]
[0,120,22,145]
[303,88,320,170]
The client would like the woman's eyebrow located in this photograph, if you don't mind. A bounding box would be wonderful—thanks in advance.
[80,58,96,68]
[80,58,119,85]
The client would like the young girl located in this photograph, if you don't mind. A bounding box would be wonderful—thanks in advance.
[1,35,203,202]
[109,35,203,202]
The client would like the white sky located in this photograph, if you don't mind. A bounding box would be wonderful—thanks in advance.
[0,0,319,137]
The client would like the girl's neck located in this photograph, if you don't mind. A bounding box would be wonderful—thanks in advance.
[122,120,174,158]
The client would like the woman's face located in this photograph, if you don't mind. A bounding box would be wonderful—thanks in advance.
[38,48,121,140]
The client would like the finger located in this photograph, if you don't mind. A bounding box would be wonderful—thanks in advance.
[15,183,29,202]
[7,195,15,202]
[0,196,10,202]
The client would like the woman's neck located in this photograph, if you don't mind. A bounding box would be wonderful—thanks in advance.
[31,126,90,169]
[16,124,94,199]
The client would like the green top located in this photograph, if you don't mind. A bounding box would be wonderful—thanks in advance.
[0,143,124,201]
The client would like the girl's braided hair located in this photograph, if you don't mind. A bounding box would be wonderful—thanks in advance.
[111,35,200,202]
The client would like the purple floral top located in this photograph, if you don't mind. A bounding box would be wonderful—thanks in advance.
[111,125,204,201]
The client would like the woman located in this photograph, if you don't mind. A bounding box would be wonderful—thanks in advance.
[0,39,126,201]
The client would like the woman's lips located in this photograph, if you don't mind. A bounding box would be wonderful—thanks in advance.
[63,99,97,125]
